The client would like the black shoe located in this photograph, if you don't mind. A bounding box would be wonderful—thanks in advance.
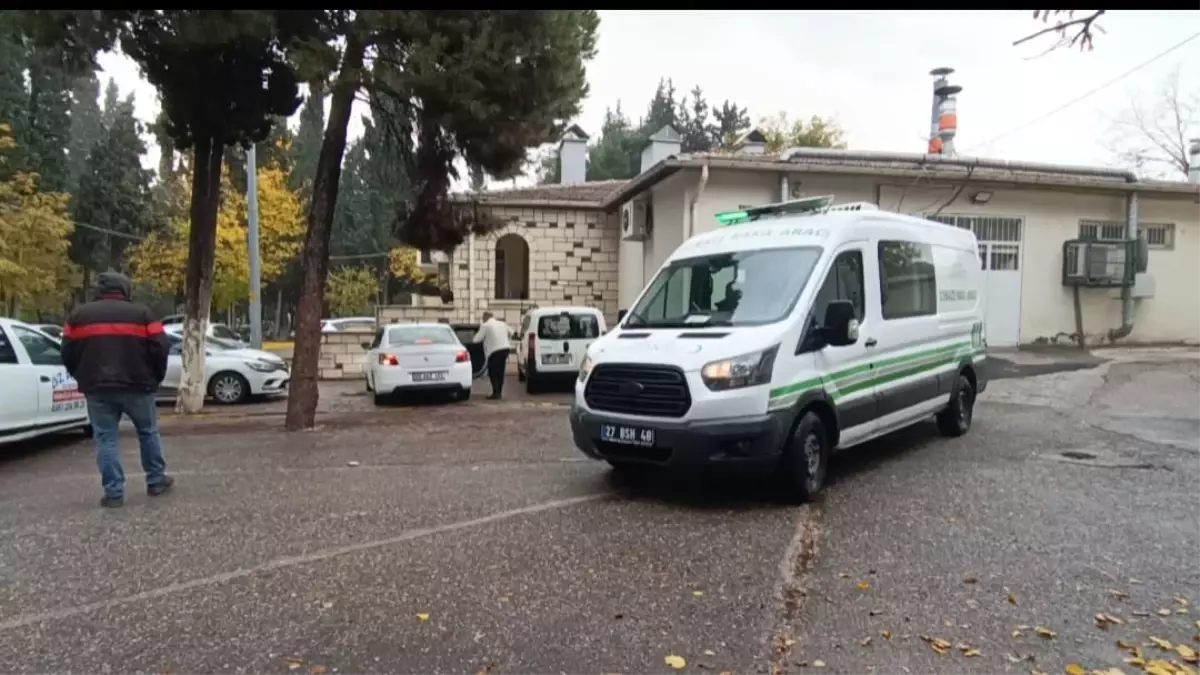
[487,394,501,400]
[148,475,175,496]
[100,496,124,508]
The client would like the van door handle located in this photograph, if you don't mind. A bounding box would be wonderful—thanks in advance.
[864,338,878,348]
[39,375,51,382]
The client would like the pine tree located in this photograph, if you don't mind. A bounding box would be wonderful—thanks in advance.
[289,82,325,196]
[24,46,72,193]
[0,15,28,179]
[100,78,120,130]
[67,71,104,193]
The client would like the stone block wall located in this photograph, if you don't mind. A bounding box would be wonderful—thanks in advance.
[318,330,374,380]
[448,206,622,326]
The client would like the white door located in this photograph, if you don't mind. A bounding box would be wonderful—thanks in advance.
[8,324,88,427]
[0,326,43,438]
[933,215,1024,348]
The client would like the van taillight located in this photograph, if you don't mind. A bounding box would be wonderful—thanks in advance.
[455,350,469,363]
[528,332,535,356]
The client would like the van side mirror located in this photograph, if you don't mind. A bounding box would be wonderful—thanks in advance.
[360,342,371,350]
[822,300,859,348]
[617,309,628,323]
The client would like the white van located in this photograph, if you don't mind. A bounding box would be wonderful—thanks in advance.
[570,196,988,502]
[517,306,607,394]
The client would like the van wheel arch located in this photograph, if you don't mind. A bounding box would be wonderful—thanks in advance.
[793,394,840,449]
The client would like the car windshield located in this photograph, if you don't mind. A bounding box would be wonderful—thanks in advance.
[626,246,823,328]
[538,313,601,339]
[388,325,457,347]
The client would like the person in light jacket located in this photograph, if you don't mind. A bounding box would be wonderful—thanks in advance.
[473,312,512,400]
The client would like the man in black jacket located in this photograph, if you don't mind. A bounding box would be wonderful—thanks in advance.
[62,272,175,508]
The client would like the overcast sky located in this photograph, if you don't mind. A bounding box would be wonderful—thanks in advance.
[97,10,1199,186]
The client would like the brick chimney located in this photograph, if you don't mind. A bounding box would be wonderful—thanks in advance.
[559,125,589,185]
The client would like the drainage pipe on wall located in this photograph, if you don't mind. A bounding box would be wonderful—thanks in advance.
[780,174,789,202]
[687,163,710,239]
[1108,192,1139,342]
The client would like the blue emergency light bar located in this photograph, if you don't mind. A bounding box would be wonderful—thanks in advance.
[714,195,837,226]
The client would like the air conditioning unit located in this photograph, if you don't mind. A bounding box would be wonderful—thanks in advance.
[621,200,649,242]
[1062,239,1135,288]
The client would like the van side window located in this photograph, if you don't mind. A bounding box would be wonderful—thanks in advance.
[0,327,18,365]
[878,241,938,319]
[812,251,864,324]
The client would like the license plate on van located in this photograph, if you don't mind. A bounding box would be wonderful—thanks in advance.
[600,424,655,447]
[412,371,447,383]
[542,353,572,365]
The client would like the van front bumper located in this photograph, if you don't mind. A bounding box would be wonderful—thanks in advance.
[569,405,792,470]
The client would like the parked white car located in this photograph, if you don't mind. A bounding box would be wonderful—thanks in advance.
[161,326,289,404]
[161,316,248,348]
[322,317,377,333]
[365,322,473,404]
[516,306,606,394]
[0,318,90,445]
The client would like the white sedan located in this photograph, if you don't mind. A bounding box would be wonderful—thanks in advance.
[161,327,289,404]
[0,318,90,445]
[365,323,473,405]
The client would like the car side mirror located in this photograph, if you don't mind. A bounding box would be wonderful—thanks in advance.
[360,342,371,350]
[822,300,859,348]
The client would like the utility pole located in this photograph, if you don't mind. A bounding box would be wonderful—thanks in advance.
[246,143,263,349]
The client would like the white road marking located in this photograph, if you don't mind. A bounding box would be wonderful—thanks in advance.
[0,493,607,632]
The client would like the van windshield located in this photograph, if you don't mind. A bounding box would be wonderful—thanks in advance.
[626,246,823,328]
[538,313,601,339]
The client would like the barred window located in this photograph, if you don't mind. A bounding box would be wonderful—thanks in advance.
[1079,220,1175,250]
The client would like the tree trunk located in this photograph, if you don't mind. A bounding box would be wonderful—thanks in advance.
[175,134,224,414]
[285,34,367,431]
[273,286,284,339]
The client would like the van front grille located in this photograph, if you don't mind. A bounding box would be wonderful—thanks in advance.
[583,364,691,418]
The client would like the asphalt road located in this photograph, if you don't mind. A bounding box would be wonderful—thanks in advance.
[0,350,1196,674]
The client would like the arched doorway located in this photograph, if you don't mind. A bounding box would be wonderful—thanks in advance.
[494,234,529,300]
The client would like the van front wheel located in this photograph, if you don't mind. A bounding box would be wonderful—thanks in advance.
[936,373,975,437]
[779,411,829,503]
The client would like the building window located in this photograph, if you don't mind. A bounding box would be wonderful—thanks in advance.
[878,240,937,320]
[420,250,433,264]
[493,234,530,300]
[926,214,1023,242]
[1079,220,1175,250]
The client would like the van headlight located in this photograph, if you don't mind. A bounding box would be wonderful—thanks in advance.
[578,354,594,382]
[700,345,780,391]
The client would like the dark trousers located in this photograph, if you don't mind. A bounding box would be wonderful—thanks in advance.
[486,349,510,396]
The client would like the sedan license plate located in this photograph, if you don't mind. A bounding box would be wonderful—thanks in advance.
[542,353,572,365]
[411,370,447,383]
[600,424,655,447]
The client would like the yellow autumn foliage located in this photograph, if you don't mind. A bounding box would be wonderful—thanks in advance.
[387,246,426,284]
[324,266,378,317]
[0,124,77,314]
[128,161,306,311]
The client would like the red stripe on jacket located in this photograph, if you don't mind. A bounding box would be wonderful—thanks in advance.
[63,321,165,340]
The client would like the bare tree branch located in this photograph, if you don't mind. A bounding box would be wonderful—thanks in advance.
[1014,10,1106,53]
[1105,66,1196,179]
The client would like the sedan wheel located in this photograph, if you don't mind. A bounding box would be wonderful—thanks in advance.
[209,372,250,405]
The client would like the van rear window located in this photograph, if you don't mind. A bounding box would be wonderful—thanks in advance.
[537,314,600,340]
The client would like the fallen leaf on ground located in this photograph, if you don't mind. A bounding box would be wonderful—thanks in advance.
[1089,668,1124,675]
[964,576,978,584]
[784,638,795,647]
[1177,597,1190,606]
[284,658,303,670]
[1065,664,1085,675]
[719,672,731,675]
[1096,613,1124,628]
[964,648,981,657]
[415,613,430,621]
[693,590,705,597]
[1158,609,1173,616]
[346,461,360,467]
[1149,637,1173,650]
[1110,589,1130,600]
[837,572,850,579]
[1032,669,1047,675]
[1009,593,1018,605]
[309,666,327,675]
[1133,611,1151,617]
[1117,639,1136,651]
[861,636,872,647]
[1014,630,1024,638]
[664,655,686,670]
[879,630,892,640]
[813,660,826,667]
[1035,626,1056,639]
[1179,608,1190,615]
[703,650,715,656]
[857,580,870,590]
[922,636,951,655]
[1177,644,1198,663]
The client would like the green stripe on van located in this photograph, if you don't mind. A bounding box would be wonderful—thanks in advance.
[767,341,984,405]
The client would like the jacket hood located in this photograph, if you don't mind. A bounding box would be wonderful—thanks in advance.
[96,271,132,299]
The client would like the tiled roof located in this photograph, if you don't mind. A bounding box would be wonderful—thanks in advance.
[453,179,629,207]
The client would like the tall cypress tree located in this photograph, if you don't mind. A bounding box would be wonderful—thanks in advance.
[24,45,72,193]
[67,70,104,193]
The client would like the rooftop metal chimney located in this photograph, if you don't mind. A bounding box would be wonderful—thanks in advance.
[928,67,963,156]
[1189,138,1199,184]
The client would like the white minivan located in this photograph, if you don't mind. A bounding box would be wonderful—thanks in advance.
[571,196,988,502]
[516,306,606,394]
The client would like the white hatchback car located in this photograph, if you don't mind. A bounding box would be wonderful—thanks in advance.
[160,326,290,404]
[365,323,473,404]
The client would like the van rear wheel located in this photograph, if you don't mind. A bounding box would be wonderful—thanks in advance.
[525,362,541,394]
[936,374,975,437]
[779,411,830,504]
